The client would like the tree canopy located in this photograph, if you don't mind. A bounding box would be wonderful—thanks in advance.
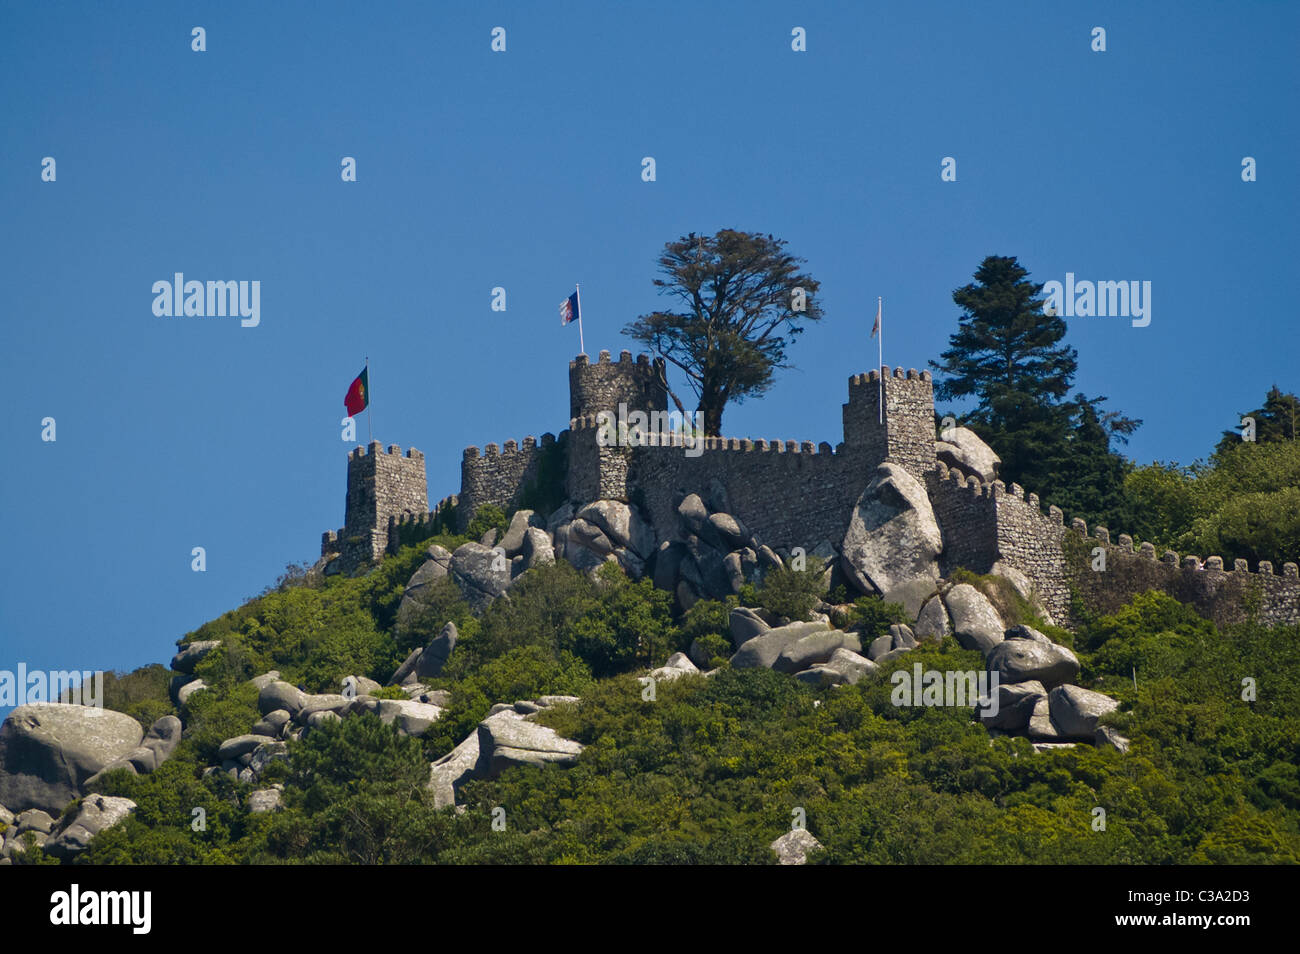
[623,229,823,435]
[930,255,1140,531]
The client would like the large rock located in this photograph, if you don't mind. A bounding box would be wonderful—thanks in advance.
[251,709,291,738]
[258,680,307,717]
[519,528,555,572]
[914,596,951,641]
[677,494,711,539]
[731,621,830,670]
[1027,696,1062,741]
[450,542,511,611]
[1049,685,1120,740]
[771,828,823,865]
[376,699,443,737]
[840,463,942,595]
[44,795,136,859]
[397,546,454,625]
[217,735,273,761]
[936,426,1001,483]
[577,500,656,559]
[171,676,208,706]
[0,704,144,814]
[729,606,771,648]
[477,710,584,777]
[86,715,183,784]
[880,579,938,620]
[416,621,458,680]
[708,512,752,551]
[170,640,221,675]
[499,510,538,556]
[247,788,282,813]
[774,630,862,674]
[293,693,352,725]
[801,648,879,687]
[428,730,482,810]
[944,584,1005,655]
[977,680,1047,732]
[986,636,1079,690]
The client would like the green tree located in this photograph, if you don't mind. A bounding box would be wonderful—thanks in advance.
[1216,385,1300,454]
[623,229,824,435]
[930,256,1140,529]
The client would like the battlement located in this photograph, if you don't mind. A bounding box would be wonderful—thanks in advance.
[319,350,1300,629]
[569,349,667,422]
[462,433,556,461]
[348,441,425,462]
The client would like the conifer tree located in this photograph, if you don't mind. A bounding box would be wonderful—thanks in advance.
[930,255,1139,529]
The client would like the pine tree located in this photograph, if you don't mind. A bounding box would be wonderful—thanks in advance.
[1216,385,1300,454]
[930,255,1140,529]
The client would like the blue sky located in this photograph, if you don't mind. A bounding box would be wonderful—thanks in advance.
[1,0,1296,712]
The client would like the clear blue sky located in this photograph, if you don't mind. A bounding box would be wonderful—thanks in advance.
[2,1,1296,714]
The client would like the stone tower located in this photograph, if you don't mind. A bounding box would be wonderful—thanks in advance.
[841,367,937,484]
[337,442,428,572]
[568,350,668,421]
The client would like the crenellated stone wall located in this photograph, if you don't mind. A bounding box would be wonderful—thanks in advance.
[323,442,428,572]
[319,350,1300,630]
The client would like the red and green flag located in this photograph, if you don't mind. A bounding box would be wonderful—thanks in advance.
[344,367,369,417]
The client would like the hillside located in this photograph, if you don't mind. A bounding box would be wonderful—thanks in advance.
[3,498,1299,864]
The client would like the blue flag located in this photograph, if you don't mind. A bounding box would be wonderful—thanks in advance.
[560,291,580,325]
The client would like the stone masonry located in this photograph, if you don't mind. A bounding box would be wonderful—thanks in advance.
[320,350,1300,629]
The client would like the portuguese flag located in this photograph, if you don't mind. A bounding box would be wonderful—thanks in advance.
[344,366,369,417]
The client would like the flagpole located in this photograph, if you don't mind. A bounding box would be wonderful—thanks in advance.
[575,283,585,355]
[877,297,884,424]
[365,356,372,444]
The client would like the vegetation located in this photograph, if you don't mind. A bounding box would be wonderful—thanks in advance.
[623,229,824,435]
[930,255,1140,533]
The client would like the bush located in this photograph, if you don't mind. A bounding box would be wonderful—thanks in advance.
[847,596,909,639]
[465,504,509,542]
[751,564,825,621]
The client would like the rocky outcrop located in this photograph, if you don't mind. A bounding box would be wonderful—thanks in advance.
[936,426,1001,483]
[944,584,1005,654]
[773,629,862,674]
[0,704,144,814]
[450,542,512,612]
[478,709,584,777]
[1049,685,1120,740]
[770,828,823,865]
[977,680,1047,732]
[85,715,182,786]
[391,622,459,685]
[44,795,137,859]
[840,463,943,595]
[985,631,1079,689]
[795,648,878,687]
[170,640,221,675]
[731,621,832,670]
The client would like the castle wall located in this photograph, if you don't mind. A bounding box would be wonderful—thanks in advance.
[459,435,553,530]
[318,351,1300,631]
[927,464,1001,578]
[619,428,871,549]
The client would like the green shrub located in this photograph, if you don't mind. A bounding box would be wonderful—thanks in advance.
[465,504,509,542]
[751,564,825,621]
[848,596,909,639]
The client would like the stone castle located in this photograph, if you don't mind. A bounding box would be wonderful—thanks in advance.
[320,349,1300,629]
